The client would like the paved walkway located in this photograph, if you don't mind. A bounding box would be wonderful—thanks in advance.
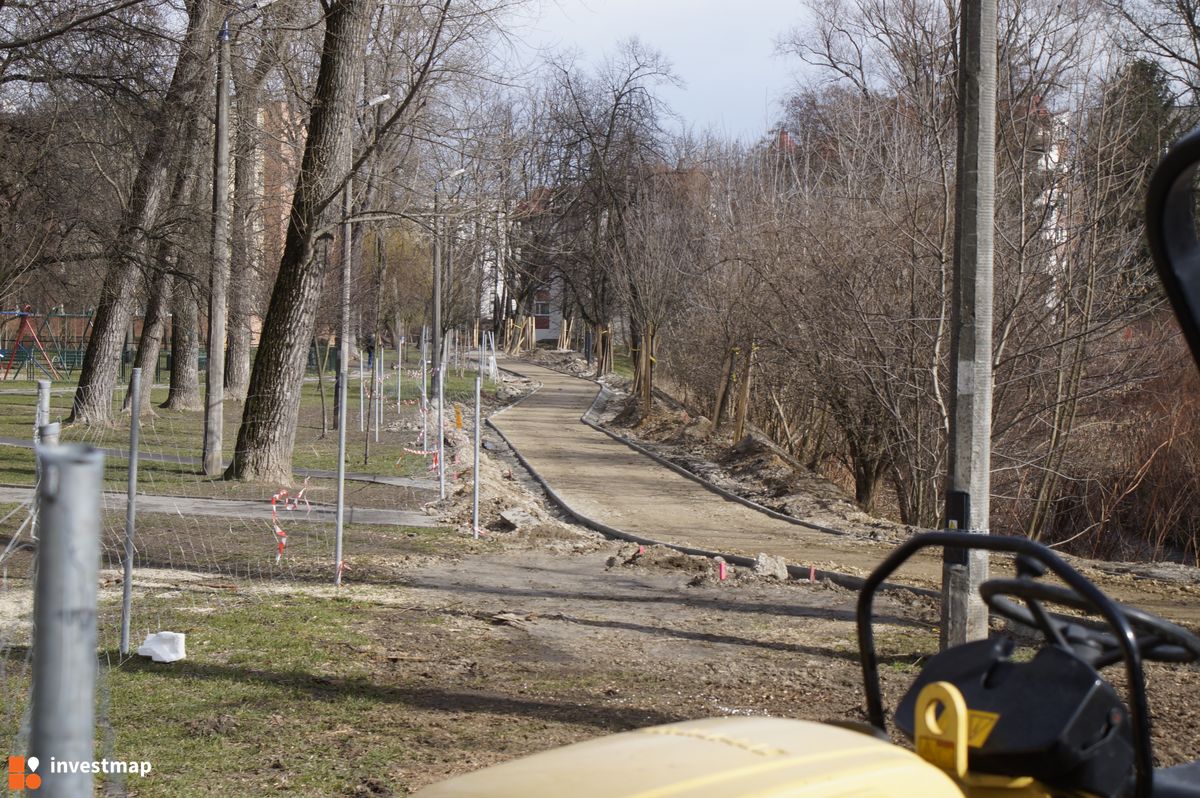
[0,486,436,528]
[0,437,436,490]
[491,360,1200,625]
[490,360,926,585]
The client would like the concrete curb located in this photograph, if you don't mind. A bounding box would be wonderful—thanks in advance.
[579,385,852,538]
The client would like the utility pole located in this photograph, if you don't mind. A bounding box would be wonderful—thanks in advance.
[943,0,997,648]
[202,18,232,476]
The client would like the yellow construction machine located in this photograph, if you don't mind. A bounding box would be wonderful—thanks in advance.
[414,532,1200,798]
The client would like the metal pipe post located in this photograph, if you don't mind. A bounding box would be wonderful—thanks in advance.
[473,337,482,538]
[359,347,365,432]
[31,380,51,543]
[120,368,142,655]
[35,380,50,442]
[335,180,351,587]
[39,423,60,445]
[421,327,429,448]
[437,336,446,499]
[431,200,443,496]
[30,443,104,796]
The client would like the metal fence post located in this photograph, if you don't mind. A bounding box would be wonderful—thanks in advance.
[437,337,446,500]
[120,367,141,655]
[39,423,60,445]
[35,380,50,443]
[30,443,104,796]
[32,380,51,543]
[473,337,482,539]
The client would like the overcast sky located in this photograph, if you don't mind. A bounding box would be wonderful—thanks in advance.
[511,0,808,143]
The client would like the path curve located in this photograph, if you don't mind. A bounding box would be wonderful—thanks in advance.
[490,360,927,586]
[491,360,1200,625]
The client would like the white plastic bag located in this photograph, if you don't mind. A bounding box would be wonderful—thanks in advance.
[136,631,186,663]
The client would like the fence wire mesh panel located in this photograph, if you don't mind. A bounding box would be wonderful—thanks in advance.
[0,334,496,794]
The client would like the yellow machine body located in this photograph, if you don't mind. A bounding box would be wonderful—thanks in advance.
[412,716,968,798]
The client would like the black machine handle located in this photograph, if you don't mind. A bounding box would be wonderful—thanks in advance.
[854,532,1154,798]
[1147,124,1200,370]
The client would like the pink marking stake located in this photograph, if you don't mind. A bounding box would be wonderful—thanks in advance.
[270,489,293,563]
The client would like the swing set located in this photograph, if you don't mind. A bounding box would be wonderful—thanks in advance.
[0,306,94,380]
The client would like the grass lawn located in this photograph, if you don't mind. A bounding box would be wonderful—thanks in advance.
[0,350,496,493]
[0,350,515,795]
[0,522,488,797]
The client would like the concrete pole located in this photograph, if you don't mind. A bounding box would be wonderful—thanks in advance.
[120,368,141,656]
[942,0,997,648]
[335,180,352,587]
[30,443,103,797]
[202,21,231,477]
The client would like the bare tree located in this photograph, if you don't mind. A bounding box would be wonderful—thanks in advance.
[68,0,220,424]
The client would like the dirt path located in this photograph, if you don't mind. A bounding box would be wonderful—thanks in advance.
[491,360,1200,625]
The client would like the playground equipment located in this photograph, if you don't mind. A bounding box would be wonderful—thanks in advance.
[0,306,97,380]
[0,307,61,380]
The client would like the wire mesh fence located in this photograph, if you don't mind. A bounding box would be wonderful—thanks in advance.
[0,328,495,793]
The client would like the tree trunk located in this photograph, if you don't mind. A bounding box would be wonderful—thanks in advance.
[592,322,614,376]
[69,0,219,425]
[733,342,754,441]
[226,148,255,401]
[712,346,735,426]
[853,453,887,513]
[123,117,209,416]
[123,271,172,415]
[638,323,656,414]
[163,286,202,410]
[226,34,277,400]
[226,0,376,483]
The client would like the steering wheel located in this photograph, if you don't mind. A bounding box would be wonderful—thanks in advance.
[980,574,1200,669]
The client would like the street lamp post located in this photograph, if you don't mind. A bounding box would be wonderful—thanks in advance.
[432,167,465,500]
[203,0,277,476]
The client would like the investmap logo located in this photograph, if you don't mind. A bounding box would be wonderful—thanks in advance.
[7,756,41,791]
[7,755,152,789]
